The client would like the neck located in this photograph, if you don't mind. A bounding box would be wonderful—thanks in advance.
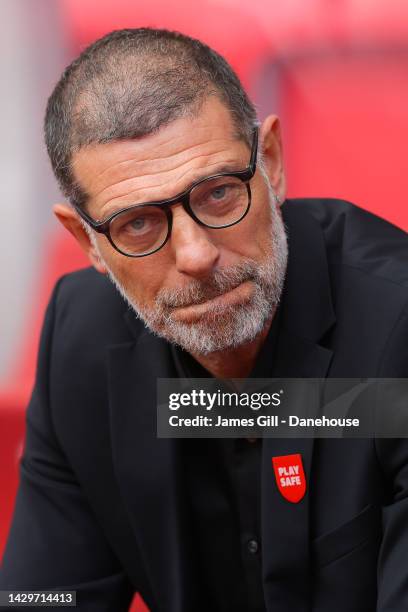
[190,314,274,379]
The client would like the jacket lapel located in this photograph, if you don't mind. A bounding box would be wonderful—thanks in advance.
[261,202,335,612]
[108,326,201,612]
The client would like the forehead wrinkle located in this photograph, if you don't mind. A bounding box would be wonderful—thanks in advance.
[96,152,237,198]
[93,148,246,210]
[90,147,224,197]
[76,133,242,197]
[95,156,244,219]
[100,153,243,202]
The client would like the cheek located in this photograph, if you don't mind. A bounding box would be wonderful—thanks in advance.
[100,245,166,305]
[227,196,273,260]
[249,187,277,252]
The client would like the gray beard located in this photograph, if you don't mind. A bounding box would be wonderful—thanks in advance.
[98,191,288,355]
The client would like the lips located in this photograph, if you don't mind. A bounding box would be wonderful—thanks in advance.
[168,283,241,309]
[168,280,255,323]
[160,274,254,309]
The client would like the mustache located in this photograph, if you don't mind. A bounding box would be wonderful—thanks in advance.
[155,261,259,309]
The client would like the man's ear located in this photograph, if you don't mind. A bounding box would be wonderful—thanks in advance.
[53,203,107,274]
[259,115,286,203]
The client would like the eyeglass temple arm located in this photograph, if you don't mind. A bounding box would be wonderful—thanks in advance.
[73,203,108,232]
[231,128,258,180]
[250,128,259,171]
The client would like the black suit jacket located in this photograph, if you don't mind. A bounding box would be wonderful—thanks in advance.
[1,199,408,612]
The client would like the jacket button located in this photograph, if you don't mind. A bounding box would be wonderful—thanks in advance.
[247,539,259,554]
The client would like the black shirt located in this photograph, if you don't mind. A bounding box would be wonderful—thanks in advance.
[170,313,280,611]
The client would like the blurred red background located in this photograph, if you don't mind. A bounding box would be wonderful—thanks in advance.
[1,1,407,610]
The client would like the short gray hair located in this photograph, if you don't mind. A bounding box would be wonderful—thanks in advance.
[44,28,259,207]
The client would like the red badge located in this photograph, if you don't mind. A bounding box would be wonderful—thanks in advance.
[272,454,306,503]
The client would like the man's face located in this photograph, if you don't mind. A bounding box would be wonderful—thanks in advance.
[70,97,287,354]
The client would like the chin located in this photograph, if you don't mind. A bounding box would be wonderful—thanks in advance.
[147,305,270,355]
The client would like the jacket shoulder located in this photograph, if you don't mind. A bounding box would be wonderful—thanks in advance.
[283,198,408,288]
[57,266,123,308]
[53,267,143,347]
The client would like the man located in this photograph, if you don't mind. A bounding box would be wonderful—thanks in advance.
[1,28,408,612]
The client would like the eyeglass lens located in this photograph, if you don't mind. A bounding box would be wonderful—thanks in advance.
[109,175,250,256]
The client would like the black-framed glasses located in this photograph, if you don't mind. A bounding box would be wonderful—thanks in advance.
[74,129,258,257]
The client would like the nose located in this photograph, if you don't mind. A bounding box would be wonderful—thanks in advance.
[170,205,220,278]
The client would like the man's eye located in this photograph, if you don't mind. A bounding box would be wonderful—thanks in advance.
[126,215,161,234]
[211,186,227,200]
[130,218,146,231]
